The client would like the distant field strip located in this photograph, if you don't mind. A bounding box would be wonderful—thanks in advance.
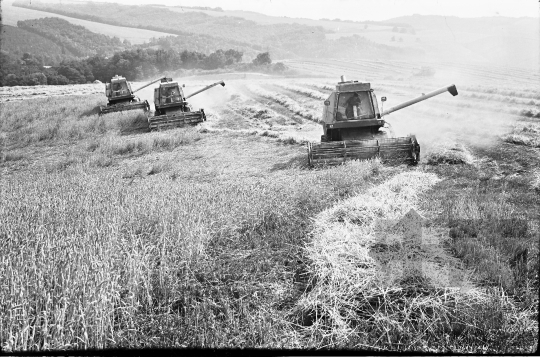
[246,84,322,123]
[272,83,328,101]
[0,84,103,102]
[286,58,539,87]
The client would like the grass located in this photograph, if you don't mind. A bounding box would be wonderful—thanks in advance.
[0,157,388,350]
[0,95,149,147]
[292,167,537,351]
[0,91,391,350]
[532,170,540,191]
[0,95,203,173]
[421,156,539,351]
[1,80,538,352]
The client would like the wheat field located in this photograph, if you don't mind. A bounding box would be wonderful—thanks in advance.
[1,68,538,352]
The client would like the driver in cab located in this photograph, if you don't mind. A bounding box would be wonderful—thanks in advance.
[162,87,180,103]
[112,82,124,97]
[345,92,361,119]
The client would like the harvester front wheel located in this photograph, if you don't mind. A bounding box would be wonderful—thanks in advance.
[410,135,420,164]
[307,142,313,167]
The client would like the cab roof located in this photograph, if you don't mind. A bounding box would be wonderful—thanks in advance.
[336,81,371,92]
[160,82,180,87]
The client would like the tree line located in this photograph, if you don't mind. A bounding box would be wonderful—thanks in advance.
[0,48,244,86]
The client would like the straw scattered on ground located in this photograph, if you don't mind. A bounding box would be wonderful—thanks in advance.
[425,142,475,165]
[292,171,529,350]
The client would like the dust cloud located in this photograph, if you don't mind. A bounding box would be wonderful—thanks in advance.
[381,78,517,156]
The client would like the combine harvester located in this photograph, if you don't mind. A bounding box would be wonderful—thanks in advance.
[99,75,166,115]
[148,78,225,130]
[307,76,458,166]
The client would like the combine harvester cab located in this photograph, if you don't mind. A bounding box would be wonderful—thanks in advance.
[148,78,225,131]
[308,76,458,166]
[99,75,153,115]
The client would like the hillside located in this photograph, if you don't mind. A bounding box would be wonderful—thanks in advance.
[11,0,271,57]
[1,0,175,45]
[157,5,539,70]
[1,25,70,64]
[17,17,128,57]
[6,0,537,71]
[12,0,415,61]
[13,0,329,45]
[150,6,540,71]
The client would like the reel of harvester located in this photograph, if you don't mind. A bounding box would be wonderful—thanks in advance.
[308,136,420,166]
[307,76,457,167]
[148,78,225,131]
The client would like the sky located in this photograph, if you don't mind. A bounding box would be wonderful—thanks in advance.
[98,0,539,21]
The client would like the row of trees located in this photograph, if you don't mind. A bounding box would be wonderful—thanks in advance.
[0,48,280,86]
[392,26,416,35]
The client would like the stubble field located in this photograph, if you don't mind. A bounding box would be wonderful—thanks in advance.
[0,60,538,352]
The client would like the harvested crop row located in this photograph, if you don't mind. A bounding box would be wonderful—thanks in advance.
[501,133,540,148]
[272,83,328,101]
[460,85,540,101]
[308,83,334,92]
[425,142,475,165]
[500,122,540,148]
[199,123,310,146]
[199,106,309,145]
[464,92,539,107]
[246,84,322,123]
[293,171,511,348]
[227,97,286,124]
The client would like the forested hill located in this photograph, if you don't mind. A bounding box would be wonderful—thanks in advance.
[13,0,327,47]
[11,1,274,58]
[13,0,416,60]
[1,25,71,65]
[17,18,128,57]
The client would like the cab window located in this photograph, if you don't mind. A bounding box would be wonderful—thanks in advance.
[111,82,128,96]
[336,91,374,120]
[161,86,182,104]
